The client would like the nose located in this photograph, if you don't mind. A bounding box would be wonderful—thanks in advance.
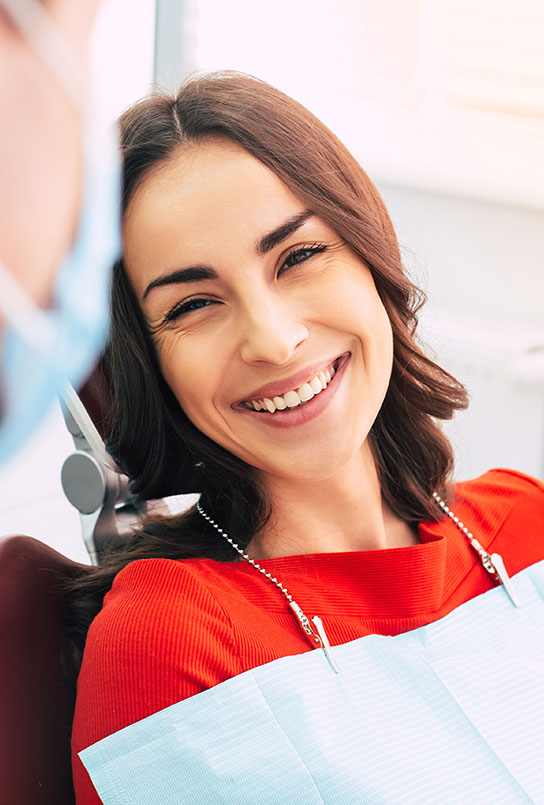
[238,294,309,365]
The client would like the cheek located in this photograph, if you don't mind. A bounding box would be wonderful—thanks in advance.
[368,302,394,381]
[339,280,394,386]
[156,336,225,432]
[372,299,394,355]
[322,272,392,347]
[157,338,199,407]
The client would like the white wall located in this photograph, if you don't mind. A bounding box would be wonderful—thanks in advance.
[379,183,544,329]
[378,182,544,481]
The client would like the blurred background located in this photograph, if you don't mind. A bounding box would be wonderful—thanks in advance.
[1,0,543,562]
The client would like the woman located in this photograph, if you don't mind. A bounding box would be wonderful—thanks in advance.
[70,72,544,804]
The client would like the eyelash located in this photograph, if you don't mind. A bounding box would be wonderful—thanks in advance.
[163,242,328,323]
[164,297,212,322]
[277,242,327,275]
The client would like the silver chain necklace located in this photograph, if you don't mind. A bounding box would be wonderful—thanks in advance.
[197,493,520,674]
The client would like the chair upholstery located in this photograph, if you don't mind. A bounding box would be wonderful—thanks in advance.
[0,535,91,805]
[79,358,113,441]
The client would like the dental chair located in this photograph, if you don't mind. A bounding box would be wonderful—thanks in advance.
[0,535,88,805]
[0,364,135,804]
[59,362,184,564]
[1,363,193,804]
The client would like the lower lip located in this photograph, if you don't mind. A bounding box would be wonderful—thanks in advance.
[235,353,351,430]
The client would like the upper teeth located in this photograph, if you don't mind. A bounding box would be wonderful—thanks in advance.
[247,365,336,413]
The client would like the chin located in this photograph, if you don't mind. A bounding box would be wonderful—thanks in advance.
[255,441,367,485]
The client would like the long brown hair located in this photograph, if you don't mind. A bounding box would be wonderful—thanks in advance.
[66,71,468,667]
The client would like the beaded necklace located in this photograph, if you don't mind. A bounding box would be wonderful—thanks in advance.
[197,493,520,673]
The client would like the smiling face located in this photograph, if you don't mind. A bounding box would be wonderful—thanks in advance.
[123,138,393,486]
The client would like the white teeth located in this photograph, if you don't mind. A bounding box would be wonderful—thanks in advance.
[297,382,315,402]
[247,361,339,412]
[284,390,300,408]
[310,376,323,394]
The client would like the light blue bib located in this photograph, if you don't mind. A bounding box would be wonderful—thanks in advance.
[80,560,544,803]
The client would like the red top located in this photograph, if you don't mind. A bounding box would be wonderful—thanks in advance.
[72,468,544,803]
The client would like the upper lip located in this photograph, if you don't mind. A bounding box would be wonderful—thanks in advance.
[236,353,348,404]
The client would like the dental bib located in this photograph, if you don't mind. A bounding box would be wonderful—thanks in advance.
[80,558,544,804]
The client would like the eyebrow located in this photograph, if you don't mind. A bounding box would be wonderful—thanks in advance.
[142,208,313,301]
[256,209,313,255]
[143,266,218,300]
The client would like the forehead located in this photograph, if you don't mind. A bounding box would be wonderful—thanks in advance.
[123,139,305,292]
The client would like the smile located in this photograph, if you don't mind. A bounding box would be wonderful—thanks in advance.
[242,359,338,413]
[237,352,351,427]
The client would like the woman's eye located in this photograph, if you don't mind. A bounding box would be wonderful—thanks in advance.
[164,297,214,322]
[279,243,327,275]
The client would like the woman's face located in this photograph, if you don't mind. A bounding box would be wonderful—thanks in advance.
[123,138,393,484]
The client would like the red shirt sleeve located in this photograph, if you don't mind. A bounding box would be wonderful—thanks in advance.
[71,558,241,804]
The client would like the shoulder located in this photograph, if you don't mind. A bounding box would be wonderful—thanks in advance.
[74,558,242,734]
[458,466,544,493]
[454,468,544,572]
[455,467,544,515]
[72,557,243,786]
[105,555,223,603]
[88,557,236,650]
[78,557,243,705]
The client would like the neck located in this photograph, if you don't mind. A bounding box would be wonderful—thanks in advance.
[248,441,419,560]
